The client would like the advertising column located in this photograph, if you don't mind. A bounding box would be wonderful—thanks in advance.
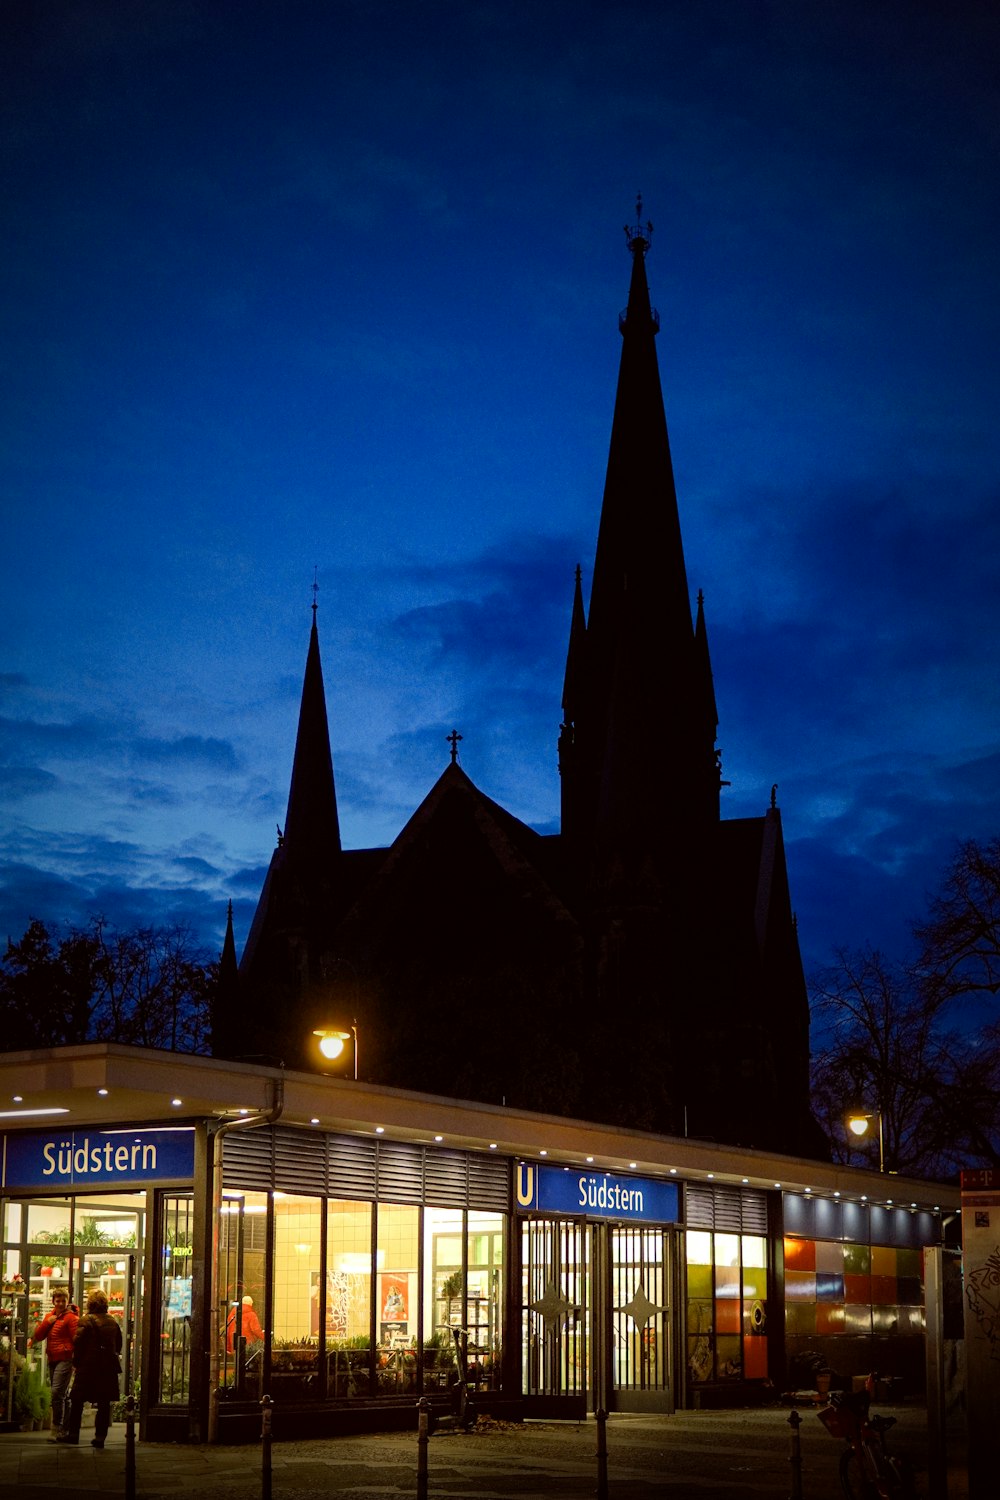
[960,1167,1000,1499]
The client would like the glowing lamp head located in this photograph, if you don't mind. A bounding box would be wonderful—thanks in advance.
[313,1028,350,1061]
[848,1114,871,1137]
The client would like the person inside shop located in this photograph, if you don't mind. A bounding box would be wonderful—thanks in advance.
[226,1294,264,1353]
[32,1287,78,1438]
[53,1289,123,1448]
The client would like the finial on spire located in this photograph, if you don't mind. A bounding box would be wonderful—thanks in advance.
[447,729,463,764]
[312,566,319,620]
[770,784,778,810]
[624,191,653,255]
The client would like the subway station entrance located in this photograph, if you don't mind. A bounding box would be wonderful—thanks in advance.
[518,1164,678,1418]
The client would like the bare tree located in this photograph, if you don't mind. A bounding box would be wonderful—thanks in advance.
[915,836,1000,1007]
[0,917,214,1054]
[810,947,949,1175]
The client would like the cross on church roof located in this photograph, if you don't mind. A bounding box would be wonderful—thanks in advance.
[447,729,462,764]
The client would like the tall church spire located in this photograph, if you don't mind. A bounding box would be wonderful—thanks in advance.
[282,589,341,864]
[561,198,719,861]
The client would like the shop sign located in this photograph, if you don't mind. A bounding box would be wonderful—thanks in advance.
[3,1127,195,1191]
[516,1162,679,1223]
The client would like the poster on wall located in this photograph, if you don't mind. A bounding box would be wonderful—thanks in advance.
[379,1272,408,1344]
[310,1270,351,1338]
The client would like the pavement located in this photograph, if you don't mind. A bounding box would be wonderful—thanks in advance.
[0,1403,969,1500]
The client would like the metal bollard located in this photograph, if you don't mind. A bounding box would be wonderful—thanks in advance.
[787,1408,802,1500]
[260,1394,273,1500]
[124,1393,136,1500]
[416,1397,430,1500]
[595,1407,609,1500]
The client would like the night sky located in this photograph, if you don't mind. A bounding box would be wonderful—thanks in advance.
[3,0,998,981]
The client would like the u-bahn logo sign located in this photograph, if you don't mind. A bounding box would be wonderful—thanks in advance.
[516,1162,679,1224]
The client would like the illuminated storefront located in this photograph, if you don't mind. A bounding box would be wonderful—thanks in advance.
[0,1045,958,1441]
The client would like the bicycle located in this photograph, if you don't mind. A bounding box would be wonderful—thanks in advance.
[818,1373,916,1499]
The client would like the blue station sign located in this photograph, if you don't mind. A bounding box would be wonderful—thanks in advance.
[3,1128,195,1192]
[516,1162,679,1224]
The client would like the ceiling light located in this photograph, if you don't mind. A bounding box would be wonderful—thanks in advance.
[98,1088,109,1097]
[434,1135,443,1142]
[707,1172,714,1179]
[742,1178,749,1184]
[669,1168,677,1175]
[171,1098,183,1107]
[586,1156,594,1163]
[629,1161,637,1168]
[375,1126,384,1134]
[12,1095,23,1102]
[489,1142,497,1149]
[804,1187,812,1194]
[310,1118,320,1125]
[539,1150,547,1156]
[0,1107,69,1119]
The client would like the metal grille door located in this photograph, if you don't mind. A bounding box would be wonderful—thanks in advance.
[520,1218,588,1417]
[610,1224,672,1412]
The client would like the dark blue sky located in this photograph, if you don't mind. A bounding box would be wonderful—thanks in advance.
[2,0,998,977]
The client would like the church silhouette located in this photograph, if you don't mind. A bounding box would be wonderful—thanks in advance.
[217,202,826,1159]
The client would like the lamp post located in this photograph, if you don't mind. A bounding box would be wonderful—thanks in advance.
[847,1111,884,1173]
[312,1024,358,1079]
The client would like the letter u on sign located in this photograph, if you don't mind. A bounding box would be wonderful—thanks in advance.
[516,1164,535,1208]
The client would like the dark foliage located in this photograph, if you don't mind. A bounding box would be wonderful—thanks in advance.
[811,837,1000,1175]
[0,916,215,1054]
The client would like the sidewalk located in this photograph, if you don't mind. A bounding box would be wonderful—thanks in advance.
[0,1405,969,1500]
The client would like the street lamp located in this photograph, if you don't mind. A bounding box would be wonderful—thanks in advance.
[847,1111,884,1173]
[312,1024,358,1080]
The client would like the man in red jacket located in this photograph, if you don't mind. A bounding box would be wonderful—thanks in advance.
[31,1288,78,1435]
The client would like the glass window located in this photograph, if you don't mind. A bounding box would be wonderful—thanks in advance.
[685,1230,770,1385]
[326,1199,372,1398]
[158,1196,193,1405]
[467,1211,503,1391]
[218,1190,268,1397]
[270,1194,321,1391]
[376,1204,418,1394]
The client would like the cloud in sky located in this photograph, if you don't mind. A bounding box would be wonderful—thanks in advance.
[2,0,998,978]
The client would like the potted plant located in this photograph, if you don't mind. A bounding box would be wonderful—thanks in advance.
[13,1359,43,1430]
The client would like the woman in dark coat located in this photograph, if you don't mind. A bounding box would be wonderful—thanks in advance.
[55,1289,123,1448]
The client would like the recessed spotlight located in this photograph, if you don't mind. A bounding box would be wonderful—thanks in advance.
[239,1108,249,1116]
[539,1149,547,1156]
[434,1135,443,1142]
[489,1142,497,1149]
[774,1183,781,1189]
[886,1199,893,1205]
[669,1168,677,1175]
[804,1187,812,1194]
[12,1095,23,1103]
[98,1088,109,1097]
[310,1118,320,1125]
[707,1173,714,1179]
[586,1156,594,1163]
[742,1177,749,1184]
[171,1098,183,1107]
[629,1161,637,1169]
[375,1126,384,1134]
[861,1194,868,1201]
[834,1191,840,1198]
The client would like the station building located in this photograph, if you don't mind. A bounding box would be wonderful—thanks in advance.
[0,1045,957,1441]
